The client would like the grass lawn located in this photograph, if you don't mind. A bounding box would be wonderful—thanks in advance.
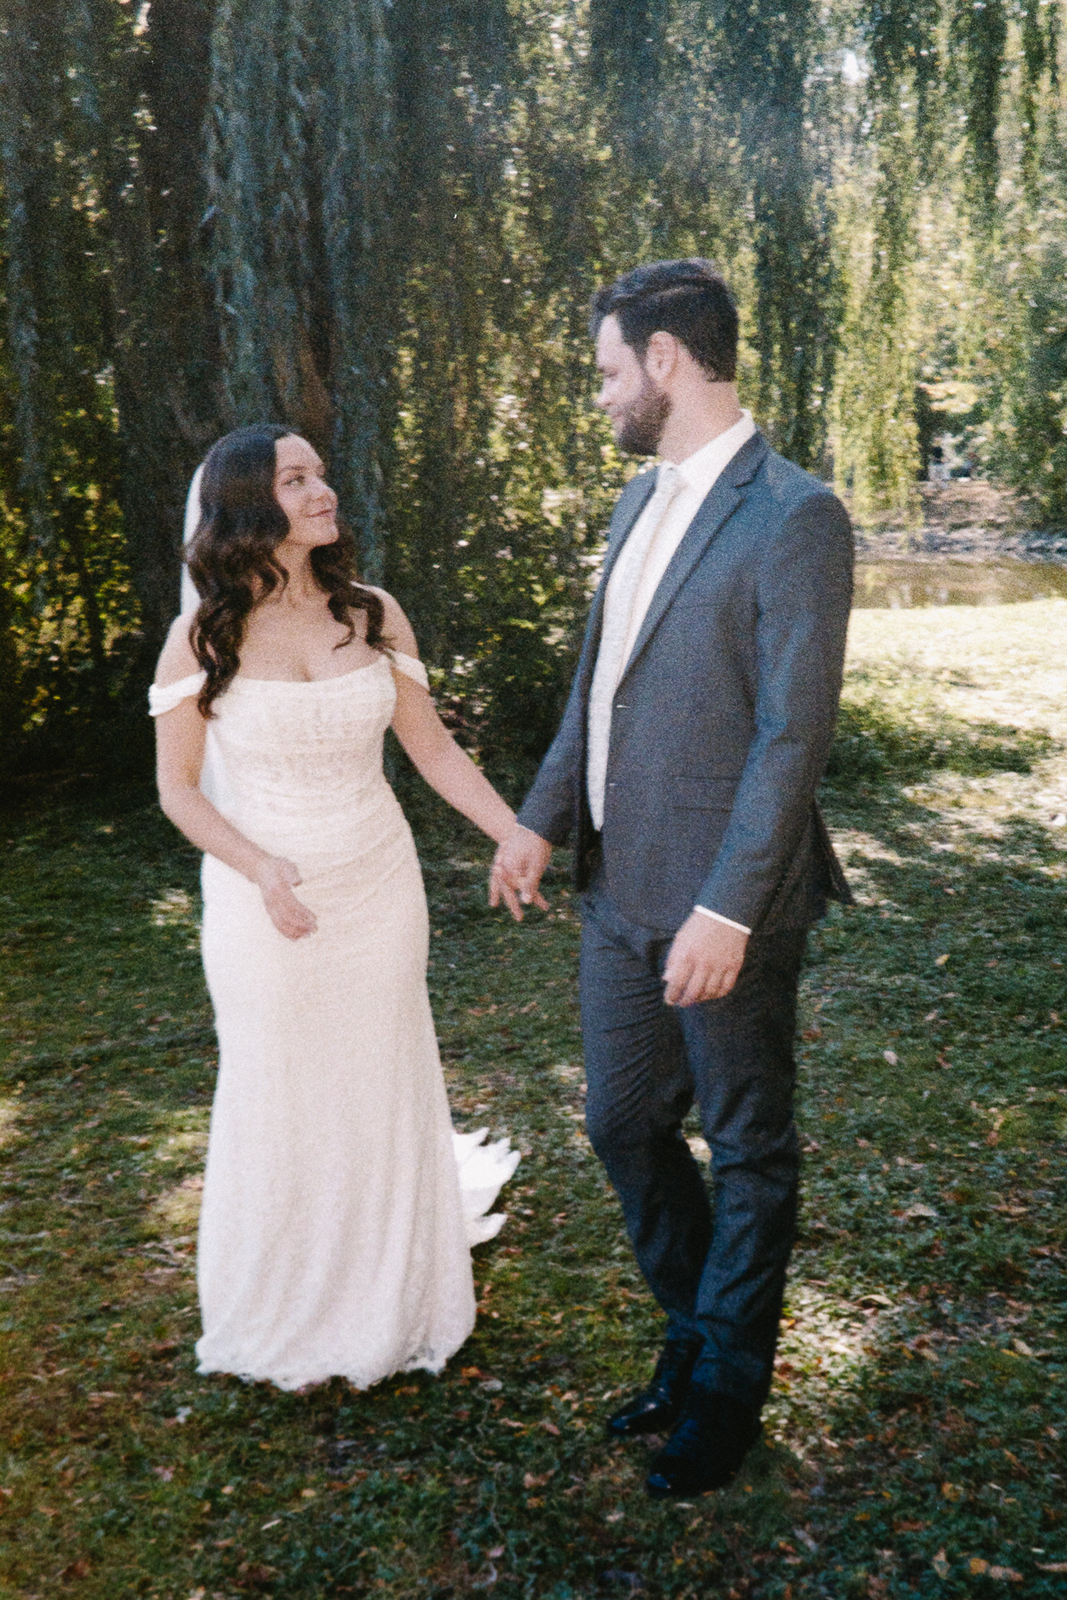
[1,598,1065,1600]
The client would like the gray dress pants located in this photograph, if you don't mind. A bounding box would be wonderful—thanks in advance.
[579,872,807,1409]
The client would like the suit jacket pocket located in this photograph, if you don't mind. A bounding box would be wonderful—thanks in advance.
[672,776,739,811]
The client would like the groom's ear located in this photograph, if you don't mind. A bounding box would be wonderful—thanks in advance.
[642,330,681,384]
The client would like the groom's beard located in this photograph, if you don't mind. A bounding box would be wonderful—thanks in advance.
[615,371,671,456]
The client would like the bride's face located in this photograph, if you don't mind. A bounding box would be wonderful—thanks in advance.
[273,435,339,549]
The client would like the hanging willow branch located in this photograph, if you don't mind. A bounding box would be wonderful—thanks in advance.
[588,0,665,178]
[207,0,394,576]
[951,0,1008,222]
[0,2,59,562]
[691,0,840,471]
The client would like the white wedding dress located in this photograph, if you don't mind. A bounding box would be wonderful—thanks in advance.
[149,650,518,1391]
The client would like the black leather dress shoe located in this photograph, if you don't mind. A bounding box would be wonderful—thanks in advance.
[645,1390,762,1498]
[605,1336,704,1440]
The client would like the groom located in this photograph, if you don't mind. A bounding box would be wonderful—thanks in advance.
[491,260,853,1497]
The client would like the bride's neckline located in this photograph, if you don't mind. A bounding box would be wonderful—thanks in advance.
[233,653,389,686]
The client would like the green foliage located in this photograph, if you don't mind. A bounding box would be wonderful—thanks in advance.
[951,0,1009,222]
[0,3,142,767]
[3,1,1067,766]
[997,238,1067,519]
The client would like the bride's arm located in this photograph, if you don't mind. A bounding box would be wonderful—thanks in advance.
[153,617,317,940]
[376,593,546,920]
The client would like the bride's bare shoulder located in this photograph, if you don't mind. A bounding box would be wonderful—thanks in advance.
[154,610,202,688]
[361,585,419,658]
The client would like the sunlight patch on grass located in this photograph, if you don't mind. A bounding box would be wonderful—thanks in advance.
[149,887,198,929]
[0,1094,19,1150]
[152,1173,204,1235]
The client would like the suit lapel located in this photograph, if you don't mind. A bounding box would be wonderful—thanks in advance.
[618,430,769,686]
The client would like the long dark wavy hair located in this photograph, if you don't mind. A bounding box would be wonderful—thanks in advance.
[185,424,385,715]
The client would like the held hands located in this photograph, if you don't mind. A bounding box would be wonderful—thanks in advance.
[662,912,748,1007]
[489,825,552,922]
[255,855,317,940]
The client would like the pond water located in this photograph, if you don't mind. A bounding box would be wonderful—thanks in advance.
[853,560,1067,609]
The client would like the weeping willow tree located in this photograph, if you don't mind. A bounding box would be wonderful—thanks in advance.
[832,2,936,515]
[382,7,625,765]
[206,0,394,578]
[0,1,125,748]
[0,0,218,767]
[834,0,1065,518]
[2,0,1066,771]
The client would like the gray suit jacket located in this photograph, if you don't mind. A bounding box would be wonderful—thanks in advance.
[516,430,854,934]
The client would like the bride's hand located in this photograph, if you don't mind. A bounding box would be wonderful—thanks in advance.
[255,856,317,940]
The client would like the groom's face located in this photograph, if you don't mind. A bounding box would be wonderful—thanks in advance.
[595,314,670,456]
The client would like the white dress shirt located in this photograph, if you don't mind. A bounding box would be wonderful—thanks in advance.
[591,408,757,934]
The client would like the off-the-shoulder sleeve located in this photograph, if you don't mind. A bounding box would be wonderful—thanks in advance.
[148,672,207,717]
[386,650,429,690]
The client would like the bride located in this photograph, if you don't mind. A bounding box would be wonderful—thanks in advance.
[150,423,538,1391]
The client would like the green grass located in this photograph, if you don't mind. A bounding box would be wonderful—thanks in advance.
[1,597,1066,1599]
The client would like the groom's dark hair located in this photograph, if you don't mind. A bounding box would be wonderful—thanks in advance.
[590,259,739,382]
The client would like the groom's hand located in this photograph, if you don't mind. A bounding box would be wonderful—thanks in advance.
[489,825,552,922]
[663,912,748,1006]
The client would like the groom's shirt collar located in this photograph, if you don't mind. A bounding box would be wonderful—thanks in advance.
[660,408,756,500]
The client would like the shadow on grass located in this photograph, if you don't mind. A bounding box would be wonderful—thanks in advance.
[826,699,1058,787]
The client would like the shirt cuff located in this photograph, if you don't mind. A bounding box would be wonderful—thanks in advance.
[693,905,751,936]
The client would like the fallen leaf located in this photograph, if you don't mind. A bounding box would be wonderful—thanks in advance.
[883,1049,898,1065]
[540,1420,561,1436]
[523,1470,554,1489]
[893,1519,928,1533]
[60,1558,91,1581]
[941,1482,965,1503]
[969,1559,990,1576]
[932,1549,950,1579]
[237,1563,278,1584]
[987,1569,1022,1583]
[1036,1563,1067,1574]
[488,1547,505,1559]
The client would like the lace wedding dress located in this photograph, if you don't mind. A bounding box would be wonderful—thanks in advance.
[149,650,517,1391]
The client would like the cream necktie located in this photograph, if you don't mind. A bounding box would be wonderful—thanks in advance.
[586,464,683,831]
